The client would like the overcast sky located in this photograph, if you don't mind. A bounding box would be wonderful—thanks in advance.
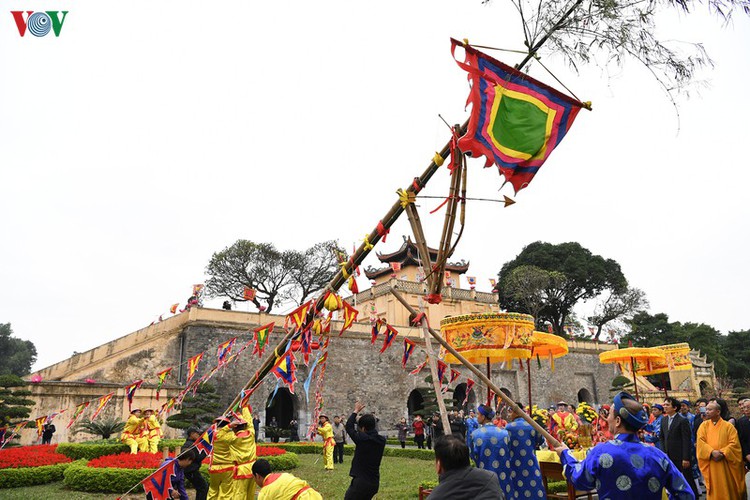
[1,0,748,372]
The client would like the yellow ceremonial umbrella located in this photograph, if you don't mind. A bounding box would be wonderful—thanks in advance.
[635,343,692,397]
[527,331,569,411]
[441,312,534,406]
[599,347,666,401]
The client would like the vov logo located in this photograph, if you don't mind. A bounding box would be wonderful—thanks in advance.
[11,11,68,37]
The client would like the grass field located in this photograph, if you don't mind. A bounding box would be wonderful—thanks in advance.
[0,453,438,499]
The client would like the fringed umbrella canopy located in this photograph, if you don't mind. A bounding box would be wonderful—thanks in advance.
[636,343,692,376]
[531,331,569,369]
[440,312,534,364]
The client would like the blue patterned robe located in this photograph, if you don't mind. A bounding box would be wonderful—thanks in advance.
[465,417,479,446]
[469,423,512,495]
[560,432,695,500]
[506,417,546,499]
[644,415,664,450]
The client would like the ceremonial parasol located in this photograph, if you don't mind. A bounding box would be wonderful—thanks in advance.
[635,343,692,397]
[528,331,569,411]
[599,347,666,401]
[441,312,534,406]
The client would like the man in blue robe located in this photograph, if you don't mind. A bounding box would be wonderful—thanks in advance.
[469,404,512,496]
[506,402,546,499]
[465,410,479,447]
[555,391,695,500]
[645,404,665,450]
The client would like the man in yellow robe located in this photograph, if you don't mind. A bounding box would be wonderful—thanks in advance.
[252,458,322,500]
[137,411,150,452]
[697,399,747,500]
[120,409,143,454]
[316,414,335,471]
[143,409,162,453]
[209,416,237,500]
[231,407,257,500]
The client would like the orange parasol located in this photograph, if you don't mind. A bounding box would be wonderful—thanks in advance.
[526,331,569,412]
[441,312,534,406]
[599,347,666,401]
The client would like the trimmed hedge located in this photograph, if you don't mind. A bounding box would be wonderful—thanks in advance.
[58,439,186,460]
[0,460,82,489]
[62,453,300,493]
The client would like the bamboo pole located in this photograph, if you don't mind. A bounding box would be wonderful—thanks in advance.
[220,0,585,416]
[389,287,562,447]
[415,298,452,435]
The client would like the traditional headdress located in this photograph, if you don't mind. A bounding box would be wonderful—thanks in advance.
[477,404,495,419]
[613,392,648,430]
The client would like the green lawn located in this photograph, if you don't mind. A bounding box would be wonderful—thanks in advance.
[0,454,437,499]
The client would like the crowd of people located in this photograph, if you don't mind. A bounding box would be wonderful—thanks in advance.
[132,392,750,499]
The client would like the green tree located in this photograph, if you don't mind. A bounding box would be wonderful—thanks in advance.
[675,322,728,376]
[622,312,681,347]
[724,329,750,382]
[497,242,627,335]
[0,374,35,427]
[73,418,125,439]
[0,323,37,377]
[205,240,342,313]
[588,287,648,340]
[166,383,222,431]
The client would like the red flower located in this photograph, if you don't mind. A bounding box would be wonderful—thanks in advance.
[88,451,175,469]
[0,444,72,469]
[256,446,286,457]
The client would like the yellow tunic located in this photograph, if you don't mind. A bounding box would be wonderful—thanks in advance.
[316,422,334,470]
[697,417,747,500]
[145,415,162,453]
[259,473,322,500]
[120,415,143,454]
[231,408,257,499]
[209,425,237,500]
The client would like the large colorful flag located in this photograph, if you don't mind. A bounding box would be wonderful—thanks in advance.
[155,367,173,401]
[67,402,90,429]
[169,303,179,314]
[272,351,297,393]
[194,424,215,458]
[243,287,256,301]
[402,338,416,368]
[462,378,475,406]
[217,337,236,365]
[186,353,204,386]
[489,278,497,288]
[380,324,399,353]
[287,301,313,330]
[253,322,274,357]
[125,380,144,412]
[467,276,476,288]
[339,300,359,336]
[192,284,204,295]
[91,392,114,421]
[143,458,178,500]
[451,38,587,193]
[35,416,47,438]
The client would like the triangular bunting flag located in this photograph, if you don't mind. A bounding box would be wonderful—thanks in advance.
[217,337,236,365]
[380,324,399,353]
[462,379,475,406]
[339,300,359,336]
[402,338,416,368]
[287,301,313,330]
[155,367,173,401]
[125,380,144,412]
[35,416,47,438]
[169,303,179,314]
[186,353,204,386]
[253,322,275,357]
[409,358,428,376]
[194,424,215,458]
[272,351,297,394]
[67,402,90,429]
[449,368,461,384]
[91,392,114,421]
[436,360,447,386]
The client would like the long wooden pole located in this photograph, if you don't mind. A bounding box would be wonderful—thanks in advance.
[221,0,585,416]
[416,298,452,435]
[390,287,562,447]
[630,357,640,402]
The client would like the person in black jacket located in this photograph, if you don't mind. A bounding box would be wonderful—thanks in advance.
[428,434,504,500]
[344,400,386,500]
[660,397,699,499]
[182,427,209,500]
[41,423,55,445]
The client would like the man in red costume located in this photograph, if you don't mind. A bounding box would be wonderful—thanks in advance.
[549,401,578,445]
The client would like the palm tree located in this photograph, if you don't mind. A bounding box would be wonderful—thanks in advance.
[73,418,125,439]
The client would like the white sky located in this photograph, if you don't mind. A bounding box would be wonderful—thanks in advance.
[1,1,748,372]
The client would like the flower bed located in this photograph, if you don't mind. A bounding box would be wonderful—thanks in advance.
[0,444,72,469]
[0,460,83,489]
[86,446,287,469]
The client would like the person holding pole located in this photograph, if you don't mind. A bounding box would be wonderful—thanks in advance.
[555,391,695,500]
[469,403,512,497]
[344,400,386,500]
[316,414,335,471]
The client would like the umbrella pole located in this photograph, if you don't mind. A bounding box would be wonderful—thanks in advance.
[390,287,562,448]
[486,357,491,407]
[527,359,533,415]
[662,373,669,398]
[630,357,639,401]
